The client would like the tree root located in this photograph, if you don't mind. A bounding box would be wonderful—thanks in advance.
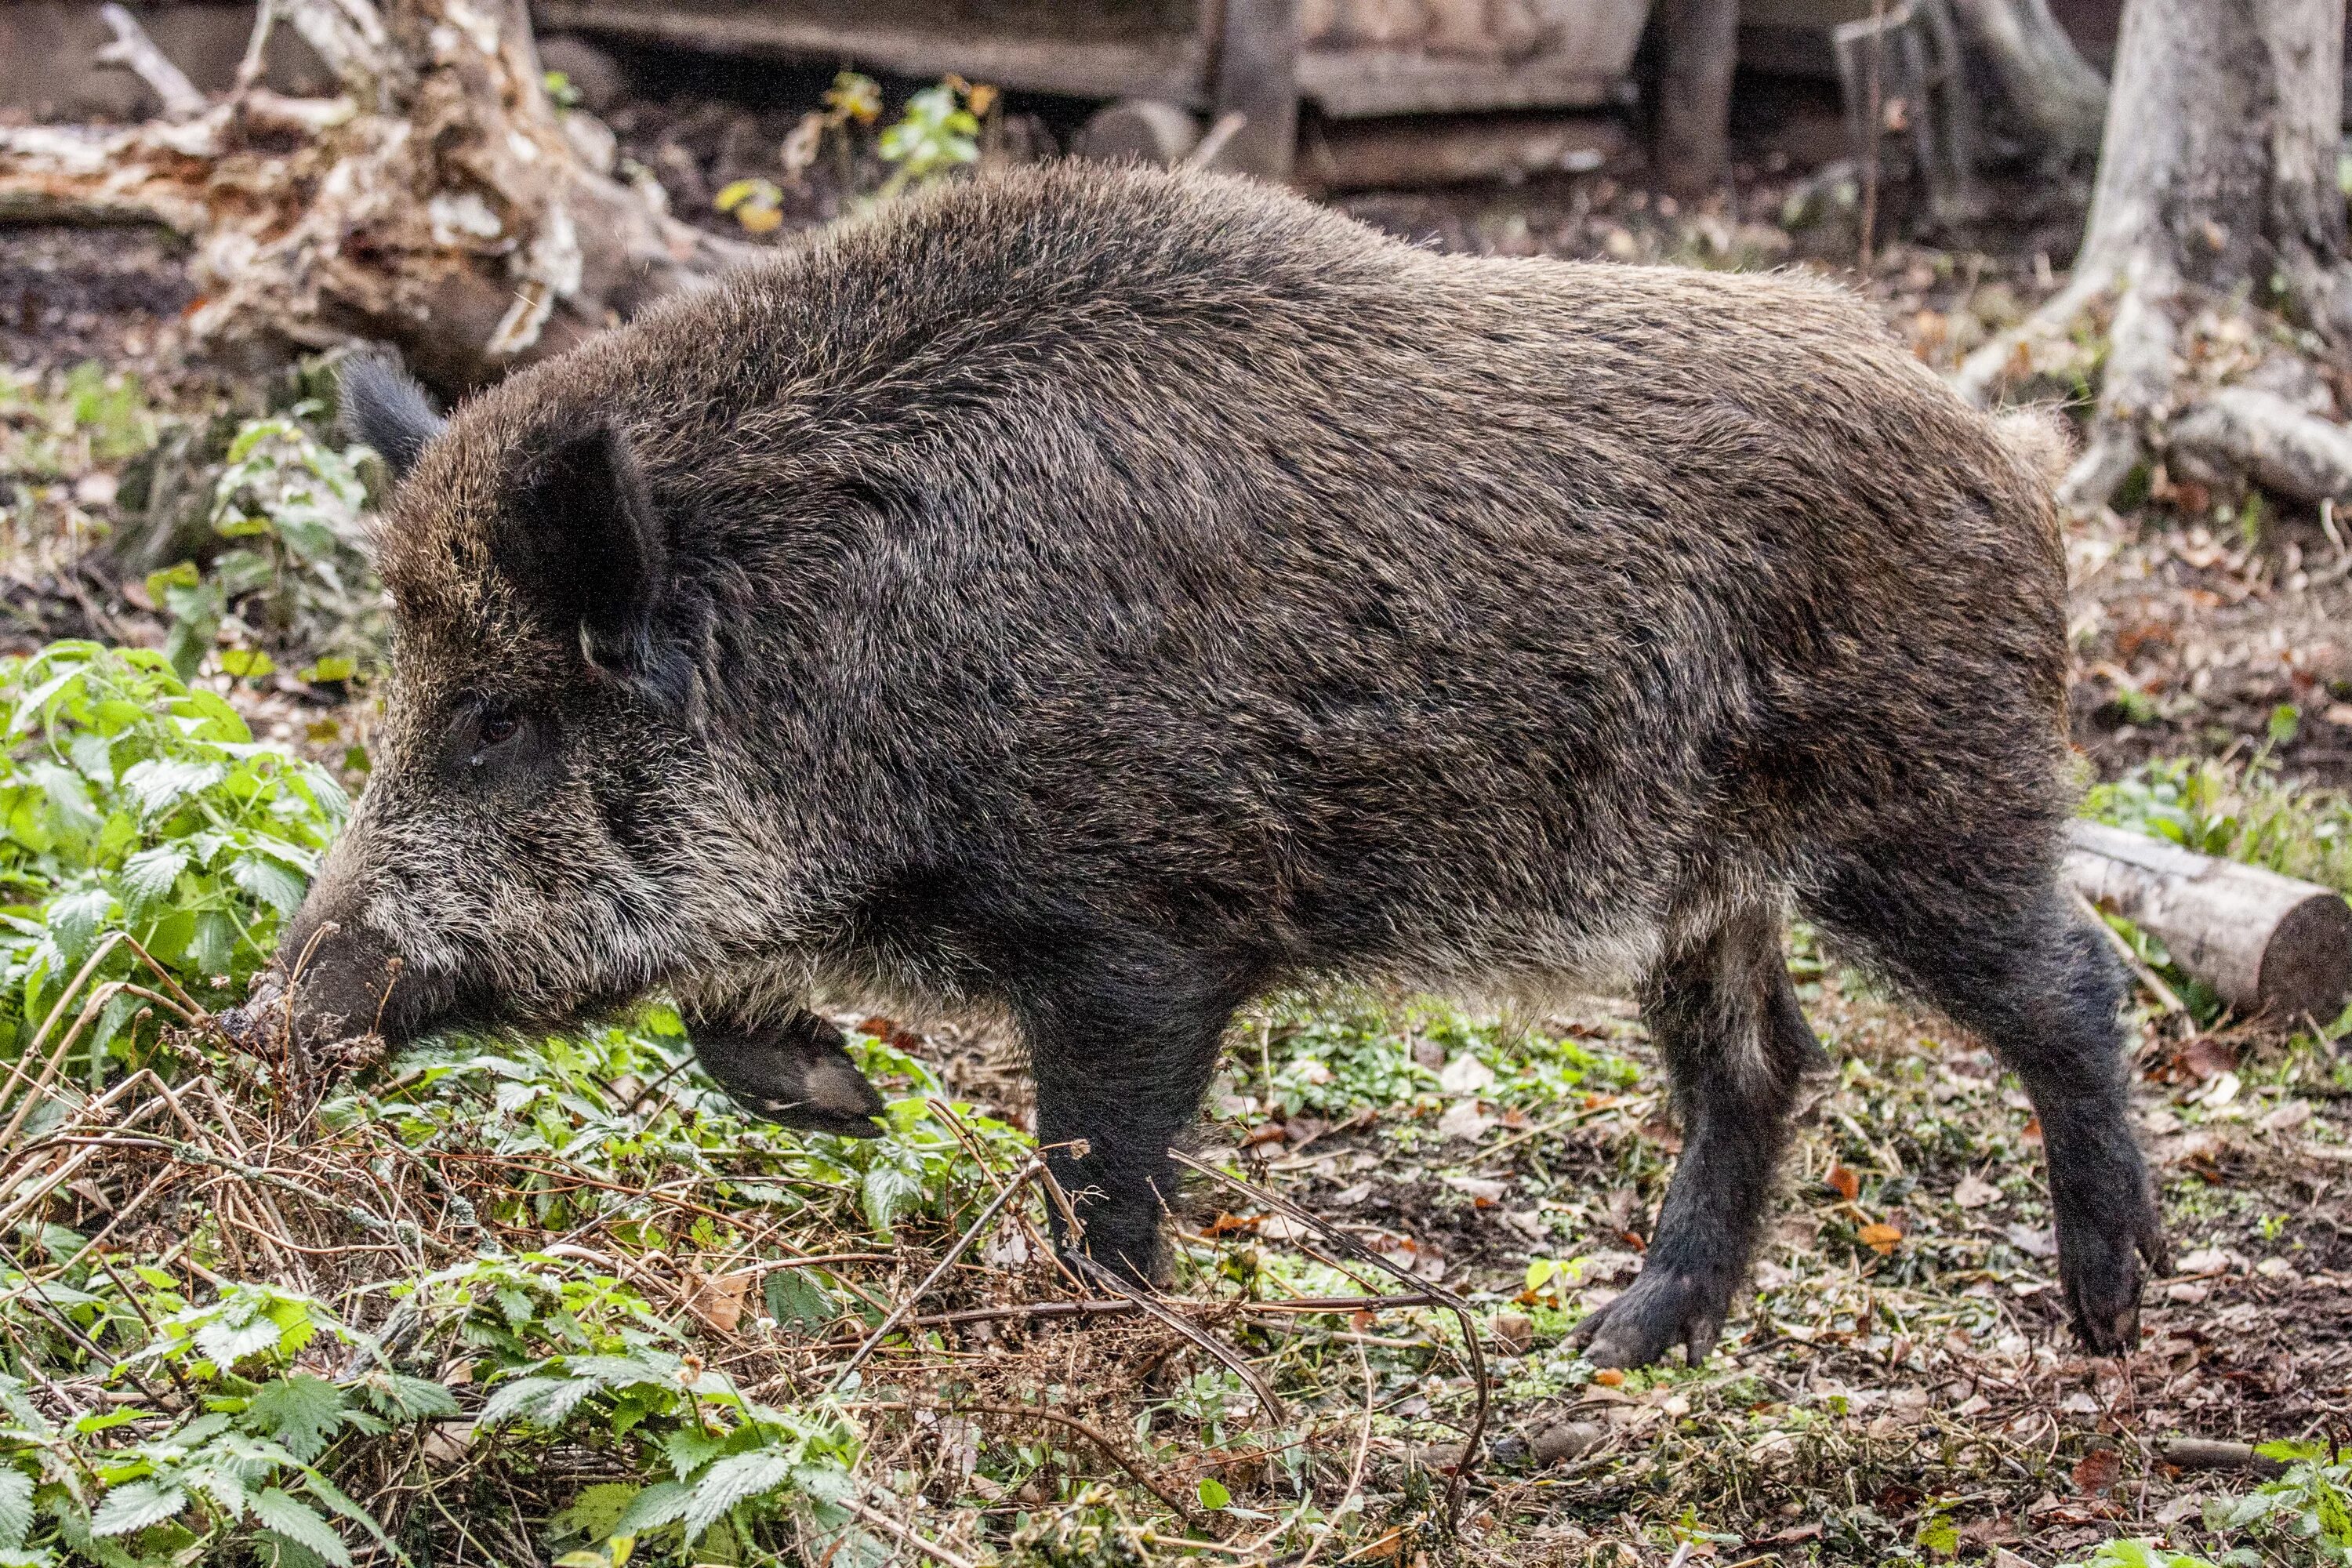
[1955,246,2352,511]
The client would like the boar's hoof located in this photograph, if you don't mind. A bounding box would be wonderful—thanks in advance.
[690,1010,887,1138]
[1572,1268,1726,1369]
[2060,1210,2165,1356]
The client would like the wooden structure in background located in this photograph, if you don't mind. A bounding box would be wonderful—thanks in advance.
[528,0,1653,181]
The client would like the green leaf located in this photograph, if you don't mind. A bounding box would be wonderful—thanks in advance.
[0,1469,31,1549]
[229,854,309,917]
[1196,1476,1231,1509]
[554,1483,641,1545]
[251,1487,351,1567]
[682,1452,793,1541]
[764,1268,837,1333]
[243,1374,347,1462]
[45,884,114,963]
[90,1479,187,1537]
[117,844,190,915]
[2255,1439,2329,1462]
[612,1479,691,1536]
[369,1373,461,1421]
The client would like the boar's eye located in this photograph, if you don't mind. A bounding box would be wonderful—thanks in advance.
[445,695,532,778]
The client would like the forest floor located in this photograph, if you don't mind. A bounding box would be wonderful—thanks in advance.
[2,64,2350,1568]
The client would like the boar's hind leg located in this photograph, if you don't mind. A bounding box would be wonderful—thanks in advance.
[1577,904,1822,1369]
[687,1009,887,1138]
[1017,958,1249,1287]
[1807,862,2165,1354]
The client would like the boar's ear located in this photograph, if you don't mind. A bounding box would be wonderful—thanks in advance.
[503,422,693,709]
[338,355,445,480]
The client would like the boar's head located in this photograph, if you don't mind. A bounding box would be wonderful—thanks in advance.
[239,358,753,1060]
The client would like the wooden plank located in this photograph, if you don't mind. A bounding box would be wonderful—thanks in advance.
[535,2,1210,104]
[1298,50,1624,117]
[1212,0,1300,177]
[1300,111,1622,191]
[1654,0,1738,194]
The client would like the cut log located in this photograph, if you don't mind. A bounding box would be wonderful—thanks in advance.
[2154,1439,2290,1479]
[2063,821,2352,1022]
[1074,99,1203,168]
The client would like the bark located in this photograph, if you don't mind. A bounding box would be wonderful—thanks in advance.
[0,0,753,390]
[1957,0,2352,510]
[1653,0,1738,198]
[1946,0,2107,159]
[2063,821,2352,1022]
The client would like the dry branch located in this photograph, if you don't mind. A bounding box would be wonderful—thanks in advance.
[95,4,208,121]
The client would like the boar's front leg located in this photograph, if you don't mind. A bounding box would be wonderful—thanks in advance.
[1576,906,1823,1368]
[686,1008,887,1138]
[1016,956,1250,1285]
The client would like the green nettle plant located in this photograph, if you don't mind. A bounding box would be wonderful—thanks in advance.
[147,408,385,687]
[877,81,983,195]
[0,641,347,1072]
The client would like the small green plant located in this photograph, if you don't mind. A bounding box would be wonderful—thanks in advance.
[0,641,347,1069]
[877,78,986,195]
[147,405,383,684]
[2204,1445,2352,1566]
[2063,1541,2230,1568]
[2084,752,2352,894]
[0,1282,453,1566]
[713,176,787,234]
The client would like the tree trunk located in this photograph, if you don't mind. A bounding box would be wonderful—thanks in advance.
[2076,0,2347,315]
[1957,0,2352,509]
[1945,0,2107,158]
[0,0,752,390]
[1653,0,1739,198]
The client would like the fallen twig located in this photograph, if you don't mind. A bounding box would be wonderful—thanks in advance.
[855,1399,1197,1520]
[839,1495,979,1568]
[831,1159,1046,1388]
[2155,1436,2290,1478]
[1171,1147,1490,1529]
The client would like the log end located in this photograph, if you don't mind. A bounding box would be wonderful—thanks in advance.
[2256,891,2352,1023]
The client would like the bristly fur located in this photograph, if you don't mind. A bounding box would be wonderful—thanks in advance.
[273,162,2163,1364]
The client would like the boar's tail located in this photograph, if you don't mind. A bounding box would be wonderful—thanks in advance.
[1991,405,2074,492]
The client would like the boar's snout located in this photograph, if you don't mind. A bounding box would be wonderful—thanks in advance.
[223,896,444,1064]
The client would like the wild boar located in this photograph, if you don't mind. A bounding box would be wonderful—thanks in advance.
[247,161,2163,1367]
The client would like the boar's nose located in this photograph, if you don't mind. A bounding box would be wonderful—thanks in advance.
[222,904,431,1062]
